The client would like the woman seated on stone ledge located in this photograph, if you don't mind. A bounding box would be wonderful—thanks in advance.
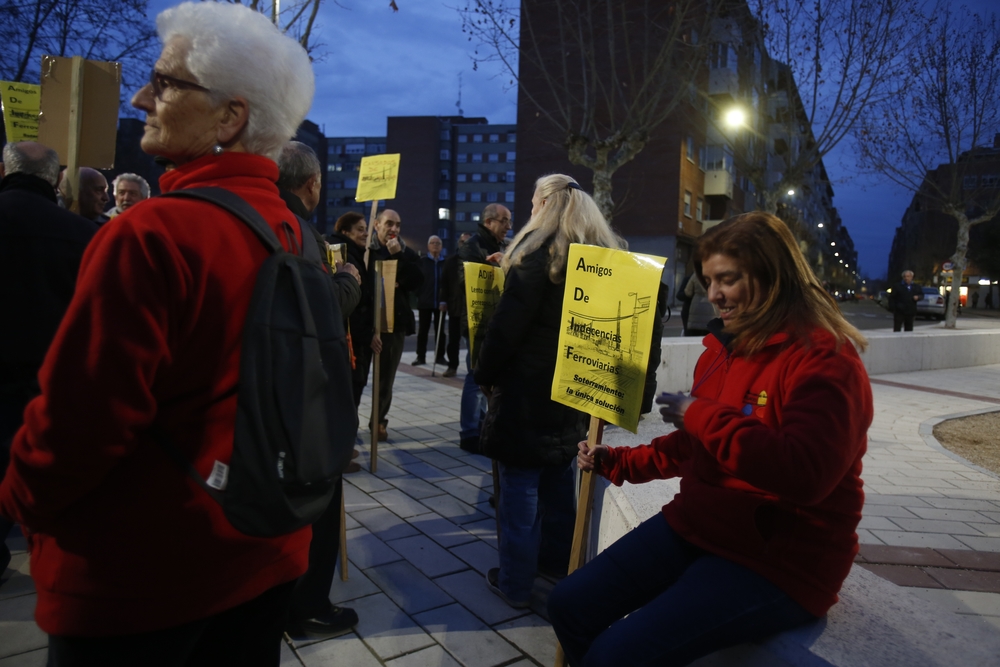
[549,212,874,667]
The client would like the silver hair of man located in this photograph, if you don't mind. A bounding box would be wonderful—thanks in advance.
[2,142,60,187]
[276,141,321,192]
[156,2,315,160]
[112,173,150,199]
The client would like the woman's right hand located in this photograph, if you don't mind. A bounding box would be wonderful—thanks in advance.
[577,441,609,472]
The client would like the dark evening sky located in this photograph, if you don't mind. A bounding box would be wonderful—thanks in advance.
[146,0,998,280]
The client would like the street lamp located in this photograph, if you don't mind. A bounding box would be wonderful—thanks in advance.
[787,189,795,196]
[724,108,746,128]
[817,223,824,228]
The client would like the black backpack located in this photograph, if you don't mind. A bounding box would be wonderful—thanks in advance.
[153,187,357,538]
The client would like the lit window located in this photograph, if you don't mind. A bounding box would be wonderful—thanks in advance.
[472,153,483,163]
[506,151,516,162]
[472,213,481,221]
[438,208,450,219]
[505,191,515,203]
[507,132,517,143]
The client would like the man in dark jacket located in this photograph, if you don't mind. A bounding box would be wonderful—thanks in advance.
[456,204,511,452]
[0,141,97,579]
[369,210,423,441]
[413,235,446,366]
[438,232,471,377]
[889,270,921,332]
[277,141,361,639]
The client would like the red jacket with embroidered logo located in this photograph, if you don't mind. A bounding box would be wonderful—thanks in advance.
[0,153,311,636]
[598,328,873,617]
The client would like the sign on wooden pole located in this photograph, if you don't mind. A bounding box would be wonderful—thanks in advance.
[356,153,400,269]
[0,81,41,142]
[370,260,384,473]
[463,263,505,369]
[551,244,665,667]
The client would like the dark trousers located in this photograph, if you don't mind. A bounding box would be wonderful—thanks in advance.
[374,329,405,426]
[47,581,295,667]
[415,309,445,362]
[446,309,461,369]
[351,336,373,410]
[290,479,343,619]
[893,311,915,332]
[548,515,815,667]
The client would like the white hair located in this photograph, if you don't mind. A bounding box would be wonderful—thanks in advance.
[156,2,315,160]
[113,173,150,199]
[2,142,60,187]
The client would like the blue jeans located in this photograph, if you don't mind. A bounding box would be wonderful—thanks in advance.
[460,351,487,440]
[548,514,816,667]
[496,460,576,603]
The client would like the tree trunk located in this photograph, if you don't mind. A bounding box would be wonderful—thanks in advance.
[944,214,971,329]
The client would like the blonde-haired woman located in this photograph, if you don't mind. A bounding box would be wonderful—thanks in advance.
[475,174,624,608]
[550,212,873,666]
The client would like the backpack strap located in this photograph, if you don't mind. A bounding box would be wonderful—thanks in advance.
[295,214,324,265]
[162,187,283,254]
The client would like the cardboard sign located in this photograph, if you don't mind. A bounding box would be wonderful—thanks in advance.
[355,154,400,202]
[37,56,121,169]
[1,81,41,142]
[464,262,505,368]
[381,260,398,334]
[551,244,666,432]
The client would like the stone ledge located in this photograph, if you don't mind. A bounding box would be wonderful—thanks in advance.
[654,327,1000,393]
[585,417,1000,667]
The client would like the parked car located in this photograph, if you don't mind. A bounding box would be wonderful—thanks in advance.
[876,291,890,309]
[916,286,945,320]
[685,294,717,335]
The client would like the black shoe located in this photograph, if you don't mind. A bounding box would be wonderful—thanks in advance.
[411,357,426,366]
[486,567,529,609]
[441,367,458,378]
[459,436,480,454]
[537,565,567,583]
[287,605,359,640]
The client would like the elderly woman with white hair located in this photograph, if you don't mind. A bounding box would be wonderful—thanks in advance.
[0,3,317,665]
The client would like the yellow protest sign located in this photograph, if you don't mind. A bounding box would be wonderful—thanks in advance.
[464,262,505,368]
[355,153,400,202]
[551,244,666,432]
[1,81,41,142]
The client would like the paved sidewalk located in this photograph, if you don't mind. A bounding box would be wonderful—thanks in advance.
[2,357,1000,665]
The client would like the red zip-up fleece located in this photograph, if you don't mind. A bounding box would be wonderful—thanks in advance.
[0,153,311,636]
[599,328,873,617]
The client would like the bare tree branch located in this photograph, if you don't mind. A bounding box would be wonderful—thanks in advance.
[854,2,1000,328]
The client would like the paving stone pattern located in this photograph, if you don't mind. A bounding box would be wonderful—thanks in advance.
[2,361,1000,664]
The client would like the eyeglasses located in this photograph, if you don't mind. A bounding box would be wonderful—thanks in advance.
[148,69,210,99]
[488,217,512,227]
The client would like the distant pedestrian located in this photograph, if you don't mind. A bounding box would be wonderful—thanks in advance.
[438,232,471,377]
[414,235,446,366]
[889,270,921,331]
[972,290,979,309]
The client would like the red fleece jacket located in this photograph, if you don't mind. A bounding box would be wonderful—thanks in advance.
[0,153,311,636]
[599,329,873,617]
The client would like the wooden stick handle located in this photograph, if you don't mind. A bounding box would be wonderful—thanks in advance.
[339,488,349,580]
[554,415,605,667]
[370,260,383,473]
